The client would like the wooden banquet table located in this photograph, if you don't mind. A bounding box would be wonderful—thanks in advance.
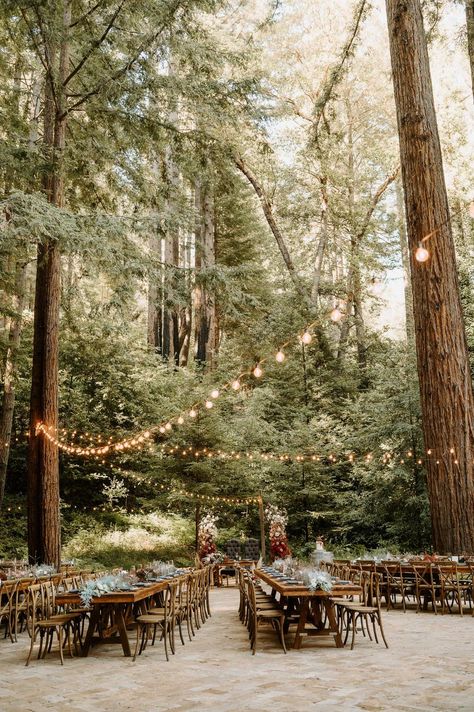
[255,569,361,650]
[56,579,176,657]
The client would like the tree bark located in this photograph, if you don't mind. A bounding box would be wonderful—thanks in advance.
[0,261,27,509]
[147,233,161,351]
[194,180,218,370]
[28,2,71,567]
[466,1,474,103]
[311,177,329,304]
[396,179,415,345]
[162,150,180,365]
[386,0,474,553]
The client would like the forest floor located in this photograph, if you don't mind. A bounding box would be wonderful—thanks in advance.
[0,587,473,712]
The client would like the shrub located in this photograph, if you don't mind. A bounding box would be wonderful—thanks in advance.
[62,511,195,569]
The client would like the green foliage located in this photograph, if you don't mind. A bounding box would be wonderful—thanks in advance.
[1,0,472,564]
[62,511,195,569]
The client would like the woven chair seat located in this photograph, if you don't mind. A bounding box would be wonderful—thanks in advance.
[257,609,285,618]
[136,614,166,624]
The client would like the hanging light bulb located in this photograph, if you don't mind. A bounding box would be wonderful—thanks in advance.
[275,350,285,363]
[415,243,430,263]
[330,306,343,322]
[211,389,219,399]
[205,400,213,409]
[253,365,263,378]
[232,379,241,390]
[189,408,197,418]
[301,331,312,345]
[177,416,184,425]
[469,201,474,218]
[159,426,166,434]
[165,422,172,431]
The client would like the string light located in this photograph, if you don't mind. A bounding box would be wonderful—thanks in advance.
[36,196,474,460]
[156,442,436,467]
[205,400,214,409]
[415,244,430,263]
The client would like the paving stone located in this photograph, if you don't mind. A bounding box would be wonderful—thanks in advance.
[0,587,473,711]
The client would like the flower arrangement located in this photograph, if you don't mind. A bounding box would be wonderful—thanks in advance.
[301,569,333,593]
[79,574,132,608]
[32,564,56,577]
[198,513,218,559]
[265,505,291,560]
[202,551,224,564]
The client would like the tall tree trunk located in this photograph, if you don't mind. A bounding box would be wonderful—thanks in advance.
[178,211,193,367]
[147,233,161,351]
[28,2,71,567]
[194,180,217,370]
[311,177,329,305]
[337,99,367,377]
[386,0,474,553]
[396,179,415,345]
[466,1,474,103]
[0,261,27,509]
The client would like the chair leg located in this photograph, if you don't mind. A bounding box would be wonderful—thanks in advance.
[350,612,356,650]
[178,615,185,645]
[25,628,38,666]
[276,617,287,653]
[376,612,389,648]
[163,623,169,662]
[132,623,142,661]
[58,627,64,665]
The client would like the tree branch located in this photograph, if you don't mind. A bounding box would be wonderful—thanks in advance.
[312,0,369,140]
[69,0,106,29]
[356,165,400,241]
[234,153,312,310]
[59,0,184,118]
[64,0,126,86]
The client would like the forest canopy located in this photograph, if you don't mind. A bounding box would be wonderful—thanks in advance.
[1,0,474,566]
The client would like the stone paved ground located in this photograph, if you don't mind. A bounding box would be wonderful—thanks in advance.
[1,587,473,712]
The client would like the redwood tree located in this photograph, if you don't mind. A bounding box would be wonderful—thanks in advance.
[386,0,474,552]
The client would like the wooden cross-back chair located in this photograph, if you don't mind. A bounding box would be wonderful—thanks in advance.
[0,580,17,643]
[25,582,82,665]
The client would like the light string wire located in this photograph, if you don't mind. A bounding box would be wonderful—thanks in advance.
[35,200,474,456]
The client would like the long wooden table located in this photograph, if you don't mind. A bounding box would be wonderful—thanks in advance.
[255,569,361,650]
[56,579,174,657]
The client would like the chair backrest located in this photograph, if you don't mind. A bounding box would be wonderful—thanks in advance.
[244,538,259,560]
[26,583,44,630]
[225,539,241,559]
[0,580,17,617]
[411,563,434,587]
[369,572,383,610]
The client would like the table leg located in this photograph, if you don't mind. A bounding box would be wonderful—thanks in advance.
[82,606,100,657]
[293,598,309,649]
[324,598,343,648]
[114,605,132,657]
